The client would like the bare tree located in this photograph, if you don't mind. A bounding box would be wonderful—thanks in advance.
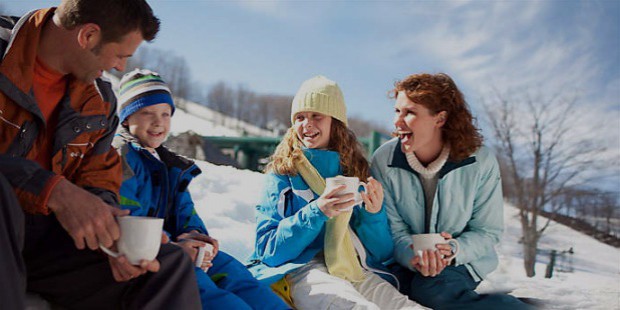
[483,89,605,277]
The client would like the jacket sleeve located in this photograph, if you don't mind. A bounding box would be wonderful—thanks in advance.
[0,155,63,215]
[351,205,394,264]
[173,185,208,237]
[118,148,150,216]
[71,88,122,208]
[370,153,416,270]
[453,152,504,266]
[254,173,329,267]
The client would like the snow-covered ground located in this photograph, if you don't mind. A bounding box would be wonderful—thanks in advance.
[190,160,620,310]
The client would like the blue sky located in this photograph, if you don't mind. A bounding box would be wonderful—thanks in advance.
[3,0,620,191]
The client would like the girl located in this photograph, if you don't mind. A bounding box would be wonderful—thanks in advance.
[115,69,288,310]
[249,76,421,309]
[370,73,531,309]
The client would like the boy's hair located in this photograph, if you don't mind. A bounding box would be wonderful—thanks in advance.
[56,0,160,43]
[266,119,370,180]
[390,73,483,161]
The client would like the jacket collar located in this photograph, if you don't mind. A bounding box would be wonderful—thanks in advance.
[388,139,476,178]
[113,128,199,175]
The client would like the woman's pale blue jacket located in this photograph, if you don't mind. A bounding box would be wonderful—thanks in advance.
[370,138,504,282]
[248,149,395,285]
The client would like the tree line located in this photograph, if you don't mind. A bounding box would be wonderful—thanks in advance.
[113,47,389,138]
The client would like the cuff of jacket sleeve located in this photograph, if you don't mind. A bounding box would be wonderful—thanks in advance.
[36,174,65,215]
[308,201,330,222]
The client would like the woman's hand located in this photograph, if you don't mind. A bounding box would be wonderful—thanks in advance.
[409,248,448,277]
[317,184,357,218]
[361,177,384,214]
[409,231,455,277]
[437,232,455,265]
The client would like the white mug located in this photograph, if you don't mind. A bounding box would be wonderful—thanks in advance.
[195,242,214,271]
[99,216,164,265]
[411,233,459,260]
[325,175,367,210]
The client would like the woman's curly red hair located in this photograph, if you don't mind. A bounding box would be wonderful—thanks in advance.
[390,73,483,161]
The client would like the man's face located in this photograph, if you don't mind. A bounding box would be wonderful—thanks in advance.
[73,30,144,83]
[125,103,172,150]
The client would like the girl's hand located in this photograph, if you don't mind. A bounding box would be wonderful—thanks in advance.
[361,177,384,214]
[317,184,357,218]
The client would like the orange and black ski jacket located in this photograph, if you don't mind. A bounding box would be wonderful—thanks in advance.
[0,8,122,215]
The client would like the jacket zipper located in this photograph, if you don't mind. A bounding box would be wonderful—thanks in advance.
[61,145,68,170]
[349,227,400,290]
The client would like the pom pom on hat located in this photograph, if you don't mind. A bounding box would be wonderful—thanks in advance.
[118,68,175,124]
[291,75,347,126]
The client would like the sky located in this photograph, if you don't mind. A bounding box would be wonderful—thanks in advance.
[3,0,619,191]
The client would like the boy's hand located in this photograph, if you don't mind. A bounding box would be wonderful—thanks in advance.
[177,231,220,259]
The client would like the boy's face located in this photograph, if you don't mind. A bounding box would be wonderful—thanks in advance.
[125,103,172,150]
[293,111,332,149]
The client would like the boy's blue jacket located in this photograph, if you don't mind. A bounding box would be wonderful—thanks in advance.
[370,138,504,282]
[113,130,207,239]
[248,148,395,285]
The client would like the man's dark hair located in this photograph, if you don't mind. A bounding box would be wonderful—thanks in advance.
[57,0,160,43]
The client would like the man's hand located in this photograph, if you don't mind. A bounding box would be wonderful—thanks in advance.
[48,178,129,250]
[107,254,160,282]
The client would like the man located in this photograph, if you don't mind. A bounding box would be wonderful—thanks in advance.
[0,1,201,309]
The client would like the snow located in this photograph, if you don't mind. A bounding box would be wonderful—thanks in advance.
[190,160,620,310]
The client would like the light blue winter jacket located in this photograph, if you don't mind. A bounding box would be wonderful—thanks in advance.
[370,138,503,282]
[248,148,395,285]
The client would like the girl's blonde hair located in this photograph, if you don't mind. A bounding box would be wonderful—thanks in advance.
[265,119,369,180]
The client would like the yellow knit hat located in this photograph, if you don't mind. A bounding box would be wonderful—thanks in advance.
[291,75,348,126]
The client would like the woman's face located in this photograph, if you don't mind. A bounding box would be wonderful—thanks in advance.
[293,111,332,149]
[393,91,446,156]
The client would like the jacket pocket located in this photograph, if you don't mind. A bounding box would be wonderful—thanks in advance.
[59,138,94,175]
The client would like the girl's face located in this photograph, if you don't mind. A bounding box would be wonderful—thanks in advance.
[125,103,172,150]
[393,91,446,156]
[293,111,332,149]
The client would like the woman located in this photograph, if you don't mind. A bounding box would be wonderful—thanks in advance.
[370,73,531,309]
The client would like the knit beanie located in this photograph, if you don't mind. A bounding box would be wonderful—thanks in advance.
[291,75,348,126]
[118,68,175,124]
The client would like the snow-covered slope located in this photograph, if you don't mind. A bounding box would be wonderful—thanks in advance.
[190,160,620,310]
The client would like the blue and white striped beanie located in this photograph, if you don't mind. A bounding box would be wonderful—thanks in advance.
[118,68,175,124]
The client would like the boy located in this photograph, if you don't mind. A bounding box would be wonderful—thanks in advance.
[115,69,289,310]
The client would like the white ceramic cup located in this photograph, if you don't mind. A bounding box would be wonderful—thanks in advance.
[411,233,459,260]
[99,216,164,265]
[195,242,214,271]
[325,175,367,210]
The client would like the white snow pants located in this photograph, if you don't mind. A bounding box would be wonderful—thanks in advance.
[287,259,426,310]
